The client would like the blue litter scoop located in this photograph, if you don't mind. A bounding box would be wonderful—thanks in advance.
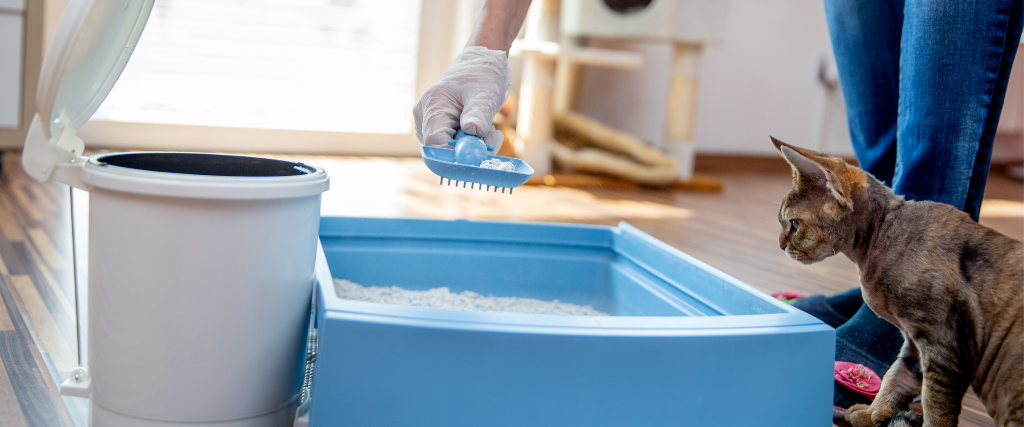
[421,129,534,194]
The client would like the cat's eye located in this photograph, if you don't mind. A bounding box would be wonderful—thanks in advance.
[790,219,800,232]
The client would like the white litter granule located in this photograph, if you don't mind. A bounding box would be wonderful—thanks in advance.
[334,278,608,316]
[479,158,516,171]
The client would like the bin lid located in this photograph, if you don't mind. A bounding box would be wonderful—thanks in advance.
[24,0,154,176]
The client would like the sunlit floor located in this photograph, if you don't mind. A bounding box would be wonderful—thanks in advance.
[0,151,1019,426]
[298,154,1022,299]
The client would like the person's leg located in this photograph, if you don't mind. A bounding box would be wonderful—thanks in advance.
[795,287,905,408]
[823,0,904,185]
[820,0,908,409]
[833,305,905,408]
[825,288,864,320]
[895,0,1024,221]
[792,287,863,328]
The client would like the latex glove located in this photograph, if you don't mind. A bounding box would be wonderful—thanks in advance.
[413,46,511,152]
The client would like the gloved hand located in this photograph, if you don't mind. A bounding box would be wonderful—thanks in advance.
[413,46,511,152]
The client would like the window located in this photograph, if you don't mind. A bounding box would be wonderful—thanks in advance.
[79,0,466,155]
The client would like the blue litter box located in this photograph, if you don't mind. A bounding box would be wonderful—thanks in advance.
[308,217,834,427]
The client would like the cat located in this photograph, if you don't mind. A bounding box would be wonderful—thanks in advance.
[770,137,1023,427]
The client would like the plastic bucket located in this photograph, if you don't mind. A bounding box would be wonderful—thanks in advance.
[81,152,328,427]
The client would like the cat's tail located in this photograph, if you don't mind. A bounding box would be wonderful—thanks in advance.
[886,411,923,427]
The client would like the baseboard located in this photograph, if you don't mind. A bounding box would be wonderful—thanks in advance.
[693,155,795,174]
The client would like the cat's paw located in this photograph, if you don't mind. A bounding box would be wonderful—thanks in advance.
[846,403,896,427]
[844,404,920,427]
[845,404,876,427]
[869,405,898,426]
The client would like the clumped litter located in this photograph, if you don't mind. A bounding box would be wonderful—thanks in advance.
[334,278,608,316]
[478,158,516,171]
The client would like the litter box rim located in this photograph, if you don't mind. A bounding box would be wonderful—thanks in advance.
[315,217,829,334]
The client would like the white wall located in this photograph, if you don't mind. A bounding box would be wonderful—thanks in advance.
[693,0,852,156]
[576,38,675,147]
[571,0,854,157]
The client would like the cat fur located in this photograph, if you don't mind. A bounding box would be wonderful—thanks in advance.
[771,137,1023,427]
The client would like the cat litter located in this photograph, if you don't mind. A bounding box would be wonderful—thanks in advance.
[334,278,608,316]
[479,158,516,171]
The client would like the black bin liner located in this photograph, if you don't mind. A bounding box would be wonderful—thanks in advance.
[99,153,314,177]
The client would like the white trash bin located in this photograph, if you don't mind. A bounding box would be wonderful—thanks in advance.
[21,1,331,425]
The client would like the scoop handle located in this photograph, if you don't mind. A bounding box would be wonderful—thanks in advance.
[447,129,494,165]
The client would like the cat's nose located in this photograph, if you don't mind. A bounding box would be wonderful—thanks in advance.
[779,242,786,250]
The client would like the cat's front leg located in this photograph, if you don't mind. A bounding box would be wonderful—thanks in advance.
[846,338,921,427]
[873,347,923,423]
[912,308,976,427]
[919,356,971,427]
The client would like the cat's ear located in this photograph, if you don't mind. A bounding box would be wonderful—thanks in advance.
[770,136,789,154]
[778,144,828,185]
[771,136,827,164]
[772,137,828,184]
[777,143,854,217]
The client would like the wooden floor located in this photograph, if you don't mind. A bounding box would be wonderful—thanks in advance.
[0,150,1019,426]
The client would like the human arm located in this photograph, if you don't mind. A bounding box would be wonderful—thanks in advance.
[467,0,532,53]
[412,0,533,150]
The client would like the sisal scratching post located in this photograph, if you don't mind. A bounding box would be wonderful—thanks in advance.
[664,42,701,182]
[513,0,560,176]
[551,111,680,187]
[553,36,582,114]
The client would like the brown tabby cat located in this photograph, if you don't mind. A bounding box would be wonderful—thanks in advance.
[770,137,1023,427]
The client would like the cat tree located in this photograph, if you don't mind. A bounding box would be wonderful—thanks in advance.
[512,0,729,187]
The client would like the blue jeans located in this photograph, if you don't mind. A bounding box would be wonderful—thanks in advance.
[824,0,1023,221]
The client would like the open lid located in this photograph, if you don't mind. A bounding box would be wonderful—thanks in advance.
[23,0,154,182]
